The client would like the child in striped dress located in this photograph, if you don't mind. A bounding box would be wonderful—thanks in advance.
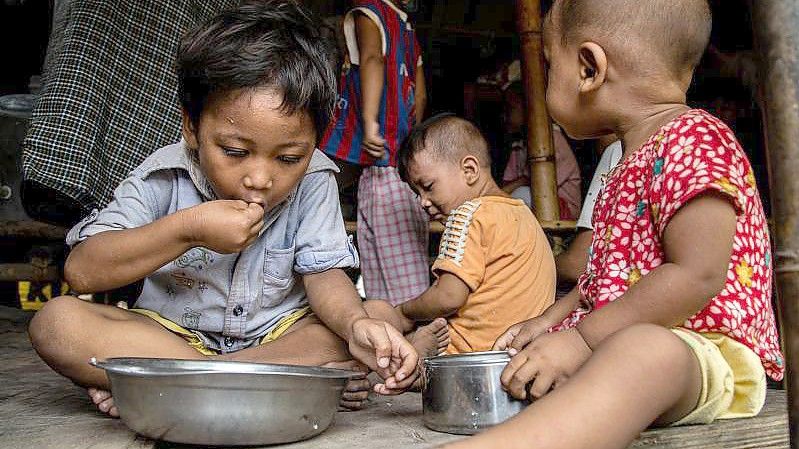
[320,0,430,306]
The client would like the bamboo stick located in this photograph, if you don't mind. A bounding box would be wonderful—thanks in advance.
[515,0,560,223]
[752,1,799,446]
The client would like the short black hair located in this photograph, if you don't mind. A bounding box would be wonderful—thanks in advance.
[177,0,337,139]
[398,113,491,183]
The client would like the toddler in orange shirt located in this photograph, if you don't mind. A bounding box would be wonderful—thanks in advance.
[366,114,556,386]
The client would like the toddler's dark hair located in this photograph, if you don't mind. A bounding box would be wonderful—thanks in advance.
[398,113,491,183]
[177,0,337,138]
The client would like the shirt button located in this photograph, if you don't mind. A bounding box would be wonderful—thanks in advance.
[233,305,243,316]
[224,336,234,348]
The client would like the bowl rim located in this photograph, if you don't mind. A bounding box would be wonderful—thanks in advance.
[423,350,511,367]
[90,357,358,379]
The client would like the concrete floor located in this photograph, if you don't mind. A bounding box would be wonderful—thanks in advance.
[1,305,789,449]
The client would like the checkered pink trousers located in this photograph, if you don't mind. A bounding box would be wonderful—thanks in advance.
[357,166,430,305]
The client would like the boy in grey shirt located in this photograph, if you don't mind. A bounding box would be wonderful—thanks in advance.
[29,0,446,416]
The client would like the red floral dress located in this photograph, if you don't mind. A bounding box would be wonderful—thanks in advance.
[556,109,783,381]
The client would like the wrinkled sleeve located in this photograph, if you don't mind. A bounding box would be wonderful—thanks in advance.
[65,173,167,247]
[293,171,359,274]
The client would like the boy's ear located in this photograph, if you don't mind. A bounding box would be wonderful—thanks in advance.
[578,42,608,94]
[461,155,481,185]
[181,110,200,150]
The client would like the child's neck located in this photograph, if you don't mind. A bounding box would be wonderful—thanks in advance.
[616,103,690,158]
[472,179,509,200]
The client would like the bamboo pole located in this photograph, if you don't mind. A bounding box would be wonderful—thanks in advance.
[752,2,799,446]
[515,0,560,223]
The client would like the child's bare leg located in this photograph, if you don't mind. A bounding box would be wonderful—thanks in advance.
[29,298,367,413]
[219,315,371,409]
[28,296,206,389]
[219,314,351,365]
[28,295,207,417]
[445,324,702,449]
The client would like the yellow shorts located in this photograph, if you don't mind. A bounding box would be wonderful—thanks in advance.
[130,307,312,356]
[670,328,767,426]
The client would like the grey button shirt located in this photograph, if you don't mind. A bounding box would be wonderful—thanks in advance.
[67,141,359,353]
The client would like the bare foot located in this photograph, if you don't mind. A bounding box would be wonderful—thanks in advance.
[88,387,119,417]
[389,318,449,393]
[322,360,371,411]
[409,317,450,358]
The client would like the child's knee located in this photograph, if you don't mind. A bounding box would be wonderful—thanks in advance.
[28,295,85,352]
[601,324,695,375]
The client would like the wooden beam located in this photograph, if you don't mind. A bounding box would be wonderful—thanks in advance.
[515,0,560,223]
[0,220,67,240]
[752,2,799,447]
[0,263,60,282]
[345,221,444,234]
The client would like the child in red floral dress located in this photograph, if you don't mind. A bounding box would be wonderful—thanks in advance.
[444,1,783,448]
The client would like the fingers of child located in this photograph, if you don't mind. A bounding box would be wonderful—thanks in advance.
[373,380,405,396]
[241,233,259,249]
[365,326,392,369]
[501,358,538,399]
[364,146,385,159]
[250,219,264,236]
[246,202,265,220]
[391,329,418,382]
[385,367,417,392]
[492,326,519,351]
[510,323,542,352]
[230,199,249,210]
[372,382,391,395]
[527,371,556,400]
[553,375,569,390]
[500,353,529,389]
[506,359,539,400]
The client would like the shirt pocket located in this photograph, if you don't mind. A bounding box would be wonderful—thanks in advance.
[261,246,297,308]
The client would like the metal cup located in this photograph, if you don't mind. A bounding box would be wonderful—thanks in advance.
[422,351,530,435]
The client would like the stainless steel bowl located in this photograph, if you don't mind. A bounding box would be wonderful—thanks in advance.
[422,351,529,435]
[90,357,355,446]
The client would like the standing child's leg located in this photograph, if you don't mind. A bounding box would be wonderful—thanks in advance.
[445,324,702,449]
[358,167,430,305]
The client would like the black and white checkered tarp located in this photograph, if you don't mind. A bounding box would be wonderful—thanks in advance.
[22,1,238,212]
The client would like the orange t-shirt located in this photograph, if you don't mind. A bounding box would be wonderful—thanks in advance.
[432,196,556,354]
